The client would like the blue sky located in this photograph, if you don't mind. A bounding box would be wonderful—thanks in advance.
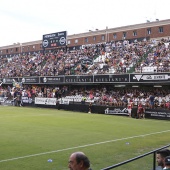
[0,0,170,46]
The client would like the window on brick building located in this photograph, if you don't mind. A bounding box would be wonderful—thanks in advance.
[113,33,117,39]
[159,27,163,33]
[85,37,88,43]
[6,49,8,53]
[147,28,151,34]
[67,40,71,45]
[40,44,42,48]
[123,32,127,39]
[133,31,137,36]
[93,36,96,41]
[75,39,78,44]
[101,35,105,41]
[16,48,18,52]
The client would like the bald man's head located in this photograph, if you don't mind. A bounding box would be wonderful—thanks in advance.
[68,152,90,170]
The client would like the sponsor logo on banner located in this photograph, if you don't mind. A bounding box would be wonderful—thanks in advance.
[0,97,13,106]
[42,77,62,83]
[22,97,32,103]
[145,110,170,118]
[3,78,6,83]
[44,34,56,38]
[35,97,57,105]
[105,108,128,115]
[59,99,69,105]
[133,74,170,81]
[94,74,129,82]
[81,58,93,66]
[43,77,47,83]
[65,75,93,83]
[22,78,26,83]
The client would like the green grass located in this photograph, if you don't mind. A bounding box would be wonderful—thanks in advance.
[0,106,169,170]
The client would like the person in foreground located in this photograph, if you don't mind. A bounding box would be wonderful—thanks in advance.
[164,156,170,170]
[155,149,170,170]
[68,152,91,170]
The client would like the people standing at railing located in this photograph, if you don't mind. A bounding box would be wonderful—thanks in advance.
[155,149,170,170]
[164,156,170,170]
[149,93,155,109]
[88,102,92,113]
[81,96,87,104]
[127,98,134,118]
[137,102,145,119]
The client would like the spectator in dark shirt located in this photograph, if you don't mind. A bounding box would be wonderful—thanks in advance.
[149,93,155,109]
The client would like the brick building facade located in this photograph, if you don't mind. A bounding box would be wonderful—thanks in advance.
[0,19,170,57]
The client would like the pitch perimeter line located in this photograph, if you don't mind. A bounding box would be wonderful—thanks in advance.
[1,129,170,163]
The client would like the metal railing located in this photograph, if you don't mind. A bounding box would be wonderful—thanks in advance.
[101,144,170,170]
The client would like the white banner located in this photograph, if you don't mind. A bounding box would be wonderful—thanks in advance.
[105,108,129,115]
[59,99,70,105]
[22,97,33,103]
[35,97,57,105]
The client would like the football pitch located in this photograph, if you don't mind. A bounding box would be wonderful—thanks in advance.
[0,106,169,170]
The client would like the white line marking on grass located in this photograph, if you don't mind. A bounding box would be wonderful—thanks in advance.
[1,129,170,163]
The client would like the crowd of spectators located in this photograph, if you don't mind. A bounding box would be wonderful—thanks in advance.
[1,38,170,78]
[135,38,170,73]
[0,38,157,78]
[0,84,170,110]
[1,38,170,110]
[62,86,170,110]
